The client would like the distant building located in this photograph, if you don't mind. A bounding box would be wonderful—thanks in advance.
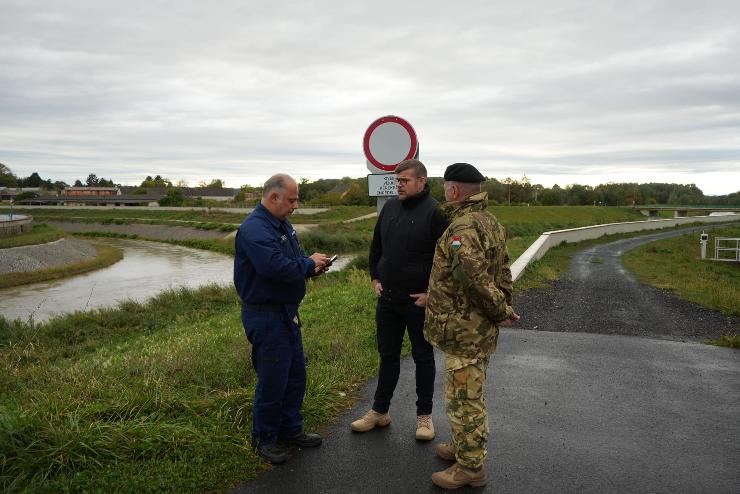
[13,185,237,206]
[183,187,237,201]
[0,187,41,202]
[63,186,120,197]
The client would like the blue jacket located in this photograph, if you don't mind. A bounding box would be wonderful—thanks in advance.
[234,203,316,305]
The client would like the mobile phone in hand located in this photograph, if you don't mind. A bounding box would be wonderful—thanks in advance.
[327,254,338,265]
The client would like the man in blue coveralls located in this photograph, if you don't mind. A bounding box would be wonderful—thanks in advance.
[234,173,331,465]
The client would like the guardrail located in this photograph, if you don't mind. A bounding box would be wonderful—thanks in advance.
[511,214,740,282]
[713,237,740,262]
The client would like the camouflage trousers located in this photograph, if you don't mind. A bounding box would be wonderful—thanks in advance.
[444,354,490,469]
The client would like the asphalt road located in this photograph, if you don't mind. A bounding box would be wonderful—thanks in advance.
[230,226,740,493]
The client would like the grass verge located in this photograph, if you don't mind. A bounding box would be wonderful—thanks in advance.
[0,224,64,249]
[0,270,380,493]
[705,333,739,348]
[622,226,740,317]
[0,242,123,289]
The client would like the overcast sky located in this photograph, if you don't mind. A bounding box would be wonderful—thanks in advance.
[1,0,738,194]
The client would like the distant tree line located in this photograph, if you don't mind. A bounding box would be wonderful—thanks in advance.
[1,163,738,206]
[296,175,740,207]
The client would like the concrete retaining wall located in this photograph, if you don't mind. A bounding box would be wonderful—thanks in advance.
[0,214,33,236]
[511,214,740,282]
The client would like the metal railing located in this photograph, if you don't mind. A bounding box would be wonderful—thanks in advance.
[713,237,740,262]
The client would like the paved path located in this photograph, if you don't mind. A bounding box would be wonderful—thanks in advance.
[515,225,739,341]
[231,227,740,493]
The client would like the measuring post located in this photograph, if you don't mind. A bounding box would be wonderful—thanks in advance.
[700,231,708,259]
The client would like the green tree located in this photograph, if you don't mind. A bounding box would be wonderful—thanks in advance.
[141,175,172,188]
[158,188,185,206]
[0,163,17,187]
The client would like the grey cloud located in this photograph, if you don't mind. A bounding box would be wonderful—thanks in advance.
[1,0,739,193]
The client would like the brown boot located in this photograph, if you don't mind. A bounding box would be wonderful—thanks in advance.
[350,409,391,432]
[415,414,435,441]
[431,462,487,489]
[435,442,456,461]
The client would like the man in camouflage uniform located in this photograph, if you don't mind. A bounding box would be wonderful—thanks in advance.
[423,163,520,489]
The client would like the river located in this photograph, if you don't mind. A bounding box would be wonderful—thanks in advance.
[0,238,233,322]
[0,239,357,323]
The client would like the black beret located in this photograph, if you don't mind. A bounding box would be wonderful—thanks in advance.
[443,163,486,183]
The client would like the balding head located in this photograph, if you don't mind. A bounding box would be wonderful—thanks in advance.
[261,173,299,220]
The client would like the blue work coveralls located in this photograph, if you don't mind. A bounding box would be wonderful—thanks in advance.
[234,203,317,446]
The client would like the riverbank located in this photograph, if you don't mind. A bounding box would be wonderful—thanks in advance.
[46,220,231,241]
[0,237,123,289]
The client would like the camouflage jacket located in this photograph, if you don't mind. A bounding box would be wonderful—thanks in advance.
[424,192,514,359]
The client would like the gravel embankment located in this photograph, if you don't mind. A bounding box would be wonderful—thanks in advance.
[0,237,98,275]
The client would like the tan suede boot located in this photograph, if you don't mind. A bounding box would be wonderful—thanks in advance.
[350,409,391,432]
[415,414,435,441]
[431,462,487,489]
[435,442,456,461]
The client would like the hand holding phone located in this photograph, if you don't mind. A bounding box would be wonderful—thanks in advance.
[320,254,338,273]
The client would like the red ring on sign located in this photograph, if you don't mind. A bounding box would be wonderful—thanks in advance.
[363,115,418,172]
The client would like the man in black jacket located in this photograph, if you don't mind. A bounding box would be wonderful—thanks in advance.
[351,159,448,440]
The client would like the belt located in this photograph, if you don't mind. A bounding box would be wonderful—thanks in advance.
[243,303,284,312]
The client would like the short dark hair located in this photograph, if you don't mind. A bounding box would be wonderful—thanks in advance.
[395,159,427,178]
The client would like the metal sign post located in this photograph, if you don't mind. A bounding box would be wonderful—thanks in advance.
[363,115,419,213]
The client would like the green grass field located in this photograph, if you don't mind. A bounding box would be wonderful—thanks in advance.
[622,226,740,317]
[2,205,374,225]
[489,205,646,237]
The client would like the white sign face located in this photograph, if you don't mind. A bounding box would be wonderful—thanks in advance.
[368,123,411,165]
[363,115,418,173]
[368,174,398,197]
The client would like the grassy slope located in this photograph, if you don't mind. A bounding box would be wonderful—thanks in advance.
[0,272,379,493]
[0,243,123,289]
[0,224,64,248]
[0,225,123,288]
[622,226,740,317]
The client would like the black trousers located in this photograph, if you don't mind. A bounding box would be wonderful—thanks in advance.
[372,297,435,415]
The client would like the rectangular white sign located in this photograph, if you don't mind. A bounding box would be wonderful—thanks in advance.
[368,174,398,197]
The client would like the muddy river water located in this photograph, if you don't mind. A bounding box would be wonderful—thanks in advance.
[0,239,356,323]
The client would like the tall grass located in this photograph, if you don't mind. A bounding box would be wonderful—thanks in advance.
[0,270,380,493]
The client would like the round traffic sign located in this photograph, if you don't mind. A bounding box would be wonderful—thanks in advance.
[363,115,418,172]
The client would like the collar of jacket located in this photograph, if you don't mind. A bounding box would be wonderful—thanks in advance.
[254,202,288,230]
[440,191,489,220]
[400,184,431,209]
